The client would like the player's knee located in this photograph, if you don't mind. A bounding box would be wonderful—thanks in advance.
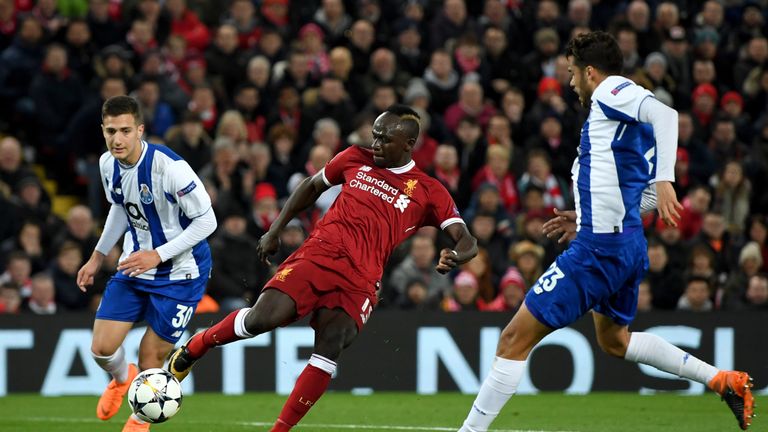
[138,350,167,370]
[243,309,276,336]
[316,325,355,359]
[91,343,117,357]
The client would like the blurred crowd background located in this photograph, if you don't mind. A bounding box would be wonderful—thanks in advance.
[1,0,768,316]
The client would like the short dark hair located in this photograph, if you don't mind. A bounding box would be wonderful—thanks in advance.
[385,104,420,138]
[686,274,713,290]
[565,31,623,76]
[102,95,143,124]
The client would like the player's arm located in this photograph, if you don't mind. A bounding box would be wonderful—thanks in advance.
[257,172,330,264]
[435,222,478,274]
[638,96,683,227]
[78,203,129,290]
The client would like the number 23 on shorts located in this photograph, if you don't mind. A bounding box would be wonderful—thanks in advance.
[533,262,565,295]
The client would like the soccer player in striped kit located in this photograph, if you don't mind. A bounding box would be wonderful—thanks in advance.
[458,31,755,432]
[77,95,216,432]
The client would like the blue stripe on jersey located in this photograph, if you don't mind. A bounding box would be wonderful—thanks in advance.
[179,209,212,276]
[153,144,183,161]
[597,101,636,123]
[164,191,177,204]
[612,123,644,229]
[578,120,593,229]
[138,146,172,280]
[113,159,140,252]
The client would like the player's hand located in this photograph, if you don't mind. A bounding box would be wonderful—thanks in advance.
[435,248,459,274]
[542,209,577,244]
[77,253,104,292]
[117,250,162,278]
[655,181,683,228]
[257,231,280,266]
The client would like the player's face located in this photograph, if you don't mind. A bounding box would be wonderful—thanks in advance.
[102,114,145,165]
[567,56,592,109]
[371,113,413,168]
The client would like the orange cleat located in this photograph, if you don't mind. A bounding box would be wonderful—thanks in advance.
[97,363,138,420]
[708,370,755,430]
[121,416,150,432]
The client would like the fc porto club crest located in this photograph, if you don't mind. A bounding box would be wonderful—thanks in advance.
[139,183,154,204]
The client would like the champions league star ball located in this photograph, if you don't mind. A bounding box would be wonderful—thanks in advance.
[127,368,183,423]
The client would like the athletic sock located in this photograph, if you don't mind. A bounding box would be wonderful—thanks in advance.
[187,308,252,358]
[625,332,719,384]
[460,357,527,432]
[274,354,337,429]
[92,346,129,383]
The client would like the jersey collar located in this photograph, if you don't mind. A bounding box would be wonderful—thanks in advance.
[387,159,415,174]
[117,140,148,169]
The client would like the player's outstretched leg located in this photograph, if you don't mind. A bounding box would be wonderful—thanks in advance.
[93,346,138,420]
[709,371,755,430]
[168,308,251,382]
[623,332,755,430]
[122,413,150,432]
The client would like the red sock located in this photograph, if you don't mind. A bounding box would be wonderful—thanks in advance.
[186,309,244,358]
[274,362,333,429]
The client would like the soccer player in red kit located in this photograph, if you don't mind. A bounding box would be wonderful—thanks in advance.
[168,104,478,431]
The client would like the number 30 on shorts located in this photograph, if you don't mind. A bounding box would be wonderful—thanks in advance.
[171,305,193,328]
[533,262,565,295]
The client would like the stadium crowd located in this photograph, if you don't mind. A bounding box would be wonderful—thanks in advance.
[1,0,768,315]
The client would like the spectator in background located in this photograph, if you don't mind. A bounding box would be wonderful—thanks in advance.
[393,19,428,80]
[287,144,339,222]
[428,0,477,52]
[398,278,439,311]
[328,46,365,111]
[720,91,752,144]
[679,185,712,240]
[423,49,460,116]
[313,0,352,48]
[165,0,210,52]
[0,222,48,274]
[21,272,56,314]
[442,270,484,312]
[0,281,21,313]
[744,215,768,272]
[742,274,768,310]
[722,241,763,310]
[615,24,641,76]
[52,205,97,264]
[215,110,249,152]
[509,240,545,291]
[521,27,560,101]
[272,218,307,265]
[200,137,246,217]
[472,145,518,215]
[646,238,685,310]
[712,161,751,237]
[499,87,527,149]
[470,212,510,280]
[625,0,659,58]
[205,23,244,104]
[444,79,497,134]
[485,266,526,313]
[0,0,17,52]
[481,25,522,105]
[388,234,452,306]
[299,75,355,147]
[134,77,175,139]
[165,111,212,172]
[429,144,469,210]
[0,15,44,133]
[0,250,32,297]
[364,48,411,102]
[51,240,86,310]
[186,84,218,134]
[661,26,692,107]
[247,182,279,239]
[708,118,748,177]
[517,149,568,212]
[460,247,496,303]
[86,0,123,50]
[0,136,36,194]
[677,275,714,312]
[208,208,264,311]
[223,0,260,50]
[636,279,653,312]
[463,183,512,237]
[677,111,711,187]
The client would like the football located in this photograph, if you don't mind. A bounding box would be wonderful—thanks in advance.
[127,368,183,423]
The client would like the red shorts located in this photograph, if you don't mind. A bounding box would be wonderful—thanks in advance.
[264,256,379,331]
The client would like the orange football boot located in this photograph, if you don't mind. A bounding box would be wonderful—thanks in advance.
[708,370,755,430]
[97,363,138,420]
[122,416,150,432]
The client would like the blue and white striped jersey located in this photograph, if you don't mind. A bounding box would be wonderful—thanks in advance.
[100,141,212,284]
[574,76,657,234]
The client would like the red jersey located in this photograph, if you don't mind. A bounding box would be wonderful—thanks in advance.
[299,146,464,285]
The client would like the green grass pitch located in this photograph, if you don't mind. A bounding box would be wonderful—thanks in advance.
[0,392,763,431]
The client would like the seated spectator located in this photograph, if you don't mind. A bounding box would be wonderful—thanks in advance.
[21,272,56,314]
[722,241,763,310]
[677,275,714,312]
[742,274,768,311]
[637,279,653,312]
[460,247,497,302]
[0,250,32,297]
[52,205,98,263]
[51,241,87,311]
[165,111,212,172]
[485,267,526,313]
[509,240,545,291]
[711,160,751,237]
[0,222,49,273]
[0,281,21,314]
[441,270,486,312]
[471,145,519,215]
[208,208,265,311]
[646,238,685,310]
[444,80,497,133]
[387,233,452,305]
[517,149,568,211]
[246,182,279,239]
[398,278,440,311]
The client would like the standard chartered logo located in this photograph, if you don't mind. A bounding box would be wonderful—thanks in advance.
[394,194,410,213]
[350,171,401,204]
